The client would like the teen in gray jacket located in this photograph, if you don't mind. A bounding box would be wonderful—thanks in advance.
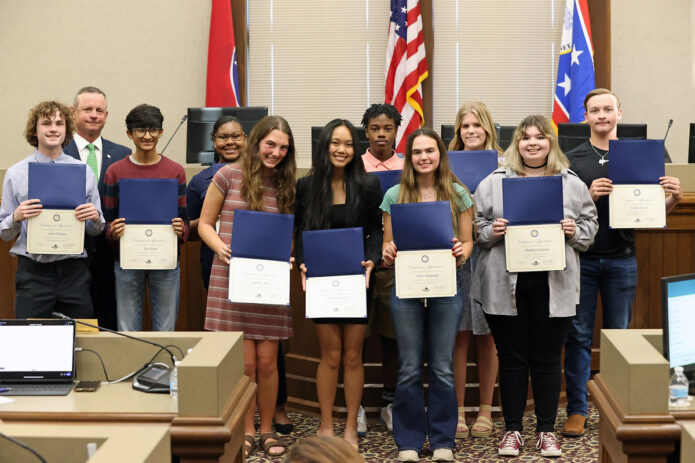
[471,115,597,458]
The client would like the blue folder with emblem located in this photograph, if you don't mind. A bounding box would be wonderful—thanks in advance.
[448,150,498,193]
[390,201,453,251]
[608,139,665,184]
[372,170,402,198]
[303,228,364,278]
[119,178,178,224]
[502,176,564,225]
[231,210,294,261]
[28,163,86,209]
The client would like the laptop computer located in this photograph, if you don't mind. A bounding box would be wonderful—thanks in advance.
[0,319,76,396]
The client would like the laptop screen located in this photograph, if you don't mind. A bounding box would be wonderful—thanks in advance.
[0,319,75,382]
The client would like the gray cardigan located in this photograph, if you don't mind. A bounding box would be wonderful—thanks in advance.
[471,167,598,317]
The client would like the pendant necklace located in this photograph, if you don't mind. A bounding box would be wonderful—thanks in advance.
[591,144,609,165]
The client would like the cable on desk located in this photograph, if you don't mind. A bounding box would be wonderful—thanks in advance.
[0,431,48,463]
[75,347,111,382]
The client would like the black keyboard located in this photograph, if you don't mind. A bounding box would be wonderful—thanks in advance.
[0,383,74,396]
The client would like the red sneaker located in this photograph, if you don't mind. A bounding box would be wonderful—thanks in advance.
[498,431,523,456]
[536,432,562,457]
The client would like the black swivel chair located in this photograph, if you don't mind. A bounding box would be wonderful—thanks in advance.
[557,123,648,153]
[688,123,695,163]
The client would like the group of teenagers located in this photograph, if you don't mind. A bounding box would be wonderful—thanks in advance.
[0,86,684,461]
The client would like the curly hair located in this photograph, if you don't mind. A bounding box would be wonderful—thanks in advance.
[24,101,74,148]
[504,115,569,176]
[241,115,296,214]
[448,101,502,154]
[398,128,472,238]
[360,103,402,129]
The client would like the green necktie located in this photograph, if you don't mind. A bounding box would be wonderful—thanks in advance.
[86,143,99,180]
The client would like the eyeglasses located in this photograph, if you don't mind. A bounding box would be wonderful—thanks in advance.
[131,128,162,137]
[215,132,245,142]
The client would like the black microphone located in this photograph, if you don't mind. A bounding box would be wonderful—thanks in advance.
[51,312,177,364]
[664,119,673,141]
[0,431,47,463]
[160,114,188,154]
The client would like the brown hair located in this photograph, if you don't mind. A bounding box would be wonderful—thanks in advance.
[583,88,621,110]
[241,115,296,213]
[504,115,569,176]
[285,436,365,463]
[399,128,473,238]
[24,101,74,148]
[448,101,502,154]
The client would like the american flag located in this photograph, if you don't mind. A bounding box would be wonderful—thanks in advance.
[551,0,595,129]
[206,0,240,107]
[385,0,428,153]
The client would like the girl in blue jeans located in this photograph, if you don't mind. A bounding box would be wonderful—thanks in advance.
[381,128,474,462]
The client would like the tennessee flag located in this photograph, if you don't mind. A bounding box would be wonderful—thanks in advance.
[551,0,595,130]
[206,0,240,107]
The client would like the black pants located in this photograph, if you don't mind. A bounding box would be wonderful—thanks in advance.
[15,256,94,319]
[485,272,572,432]
[86,234,118,330]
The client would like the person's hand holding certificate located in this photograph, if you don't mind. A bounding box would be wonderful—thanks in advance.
[118,178,179,270]
[502,176,566,272]
[228,210,294,306]
[26,163,86,255]
[302,228,368,319]
[608,140,666,229]
[390,201,457,299]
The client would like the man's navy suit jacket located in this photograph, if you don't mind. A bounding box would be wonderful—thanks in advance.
[64,137,131,200]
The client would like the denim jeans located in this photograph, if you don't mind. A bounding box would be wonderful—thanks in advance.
[564,255,637,416]
[114,263,180,331]
[390,281,463,452]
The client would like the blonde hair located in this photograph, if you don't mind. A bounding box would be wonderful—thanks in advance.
[285,436,365,463]
[399,128,472,238]
[583,88,621,110]
[241,115,296,214]
[504,115,569,176]
[448,101,502,154]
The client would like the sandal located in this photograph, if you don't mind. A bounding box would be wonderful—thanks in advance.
[455,406,469,439]
[243,434,256,458]
[470,404,493,438]
[260,431,287,457]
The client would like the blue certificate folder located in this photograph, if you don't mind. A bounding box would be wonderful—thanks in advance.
[502,176,564,225]
[608,139,665,184]
[119,178,178,224]
[448,150,498,193]
[390,201,453,251]
[28,163,86,208]
[231,210,294,261]
[303,228,365,278]
[372,170,402,198]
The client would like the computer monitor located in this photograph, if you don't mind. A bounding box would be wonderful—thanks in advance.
[186,106,268,164]
[688,123,695,163]
[310,125,370,160]
[558,123,648,153]
[661,273,695,385]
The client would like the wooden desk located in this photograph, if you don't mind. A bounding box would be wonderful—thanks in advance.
[0,332,255,463]
[0,423,170,463]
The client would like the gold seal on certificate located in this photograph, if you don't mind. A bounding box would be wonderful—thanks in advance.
[306,274,367,318]
[120,224,177,270]
[228,257,290,305]
[395,249,456,299]
[609,184,666,229]
[26,209,85,255]
[505,223,566,272]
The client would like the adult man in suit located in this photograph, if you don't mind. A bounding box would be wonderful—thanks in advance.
[64,86,130,330]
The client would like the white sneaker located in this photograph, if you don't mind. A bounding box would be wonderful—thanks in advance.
[357,405,367,437]
[380,403,393,432]
[397,450,419,462]
[432,448,454,461]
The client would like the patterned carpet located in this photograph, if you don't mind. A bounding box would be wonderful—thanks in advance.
[247,407,599,462]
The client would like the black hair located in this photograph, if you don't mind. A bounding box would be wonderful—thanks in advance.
[210,115,243,140]
[303,119,367,230]
[125,104,163,131]
[360,103,402,129]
